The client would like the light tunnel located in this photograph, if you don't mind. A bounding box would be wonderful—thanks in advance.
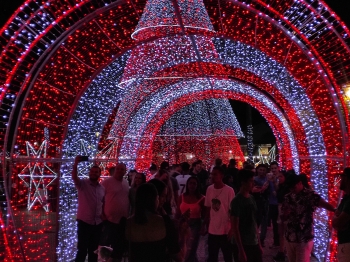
[0,0,350,261]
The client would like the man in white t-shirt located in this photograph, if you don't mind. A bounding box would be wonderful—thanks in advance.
[204,166,235,262]
[176,162,191,194]
[101,163,129,261]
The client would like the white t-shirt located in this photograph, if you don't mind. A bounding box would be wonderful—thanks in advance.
[205,184,235,235]
[176,174,191,194]
[101,177,129,224]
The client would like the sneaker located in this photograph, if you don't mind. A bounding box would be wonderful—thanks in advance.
[273,251,286,261]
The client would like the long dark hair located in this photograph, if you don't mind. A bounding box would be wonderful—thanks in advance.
[184,176,202,199]
[299,173,310,189]
[134,183,158,224]
[132,172,146,187]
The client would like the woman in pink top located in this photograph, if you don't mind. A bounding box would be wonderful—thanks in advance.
[177,176,205,262]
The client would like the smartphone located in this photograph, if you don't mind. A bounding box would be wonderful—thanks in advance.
[80,156,89,161]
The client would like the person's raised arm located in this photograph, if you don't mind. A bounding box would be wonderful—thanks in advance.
[72,156,83,186]
[319,198,336,212]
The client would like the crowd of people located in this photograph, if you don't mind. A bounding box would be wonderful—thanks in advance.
[72,155,350,262]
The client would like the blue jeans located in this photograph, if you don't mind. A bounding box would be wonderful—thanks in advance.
[185,219,201,262]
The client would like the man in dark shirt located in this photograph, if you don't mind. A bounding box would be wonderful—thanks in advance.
[190,160,209,194]
[225,159,239,194]
[230,169,263,262]
[282,175,335,262]
[251,164,269,247]
[273,171,289,261]
[332,167,350,262]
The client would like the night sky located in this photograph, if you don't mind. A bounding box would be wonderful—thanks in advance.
[0,0,349,145]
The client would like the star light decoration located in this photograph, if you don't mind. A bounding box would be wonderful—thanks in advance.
[61,138,114,178]
[256,145,277,165]
[18,140,57,212]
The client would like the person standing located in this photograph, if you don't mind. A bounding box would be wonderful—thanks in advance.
[177,176,205,262]
[101,163,129,262]
[177,162,192,195]
[156,169,177,216]
[230,169,263,262]
[282,175,335,262]
[190,160,209,195]
[125,183,182,262]
[149,163,158,179]
[162,162,180,208]
[204,166,235,262]
[251,164,269,247]
[332,167,350,262]
[148,179,182,261]
[225,159,239,194]
[72,156,105,262]
[268,161,280,248]
[127,169,138,187]
[129,172,146,215]
[273,171,290,261]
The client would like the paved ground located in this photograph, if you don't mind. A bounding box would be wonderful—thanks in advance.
[94,224,322,262]
[196,226,319,262]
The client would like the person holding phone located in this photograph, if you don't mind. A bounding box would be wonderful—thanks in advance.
[332,168,350,262]
[72,155,105,262]
[177,176,205,262]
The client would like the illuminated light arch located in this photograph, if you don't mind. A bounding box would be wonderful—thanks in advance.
[121,79,299,171]
[0,1,347,158]
[137,88,297,171]
[63,54,312,172]
[61,36,334,260]
[2,2,344,176]
[108,38,326,171]
[149,98,246,166]
[0,0,349,261]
